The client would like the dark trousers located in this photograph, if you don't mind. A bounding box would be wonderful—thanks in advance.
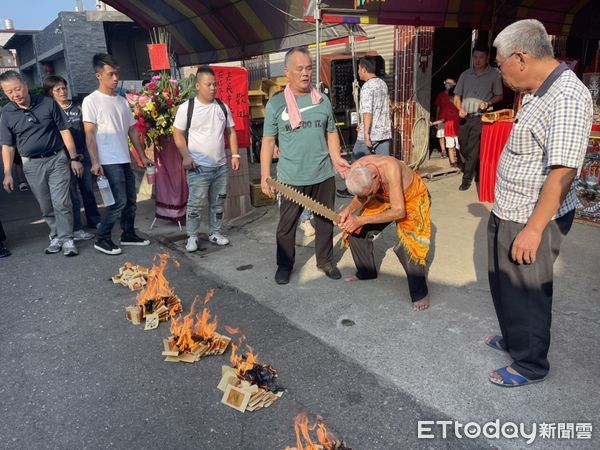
[276,177,335,269]
[458,115,483,183]
[487,210,574,380]
[348,221,428,302]
[70,151,101,230]
[97,163,137,241]
[0,220,5,242]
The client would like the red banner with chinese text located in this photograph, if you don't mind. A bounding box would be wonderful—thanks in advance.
[212,66,250,148]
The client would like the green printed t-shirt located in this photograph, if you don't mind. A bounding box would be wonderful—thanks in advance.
[263,92,336,186]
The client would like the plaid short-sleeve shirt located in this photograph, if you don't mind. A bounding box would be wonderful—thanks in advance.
[493,63,593,223]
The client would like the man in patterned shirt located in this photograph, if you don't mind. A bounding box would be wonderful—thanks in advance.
[337,56,391,198]
[485,20,593,387]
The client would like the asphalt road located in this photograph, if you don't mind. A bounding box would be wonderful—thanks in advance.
[0,189,485,449]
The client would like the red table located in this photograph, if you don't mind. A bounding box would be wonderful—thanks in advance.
[479,120,514,203]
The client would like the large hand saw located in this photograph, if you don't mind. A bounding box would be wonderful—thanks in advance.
[266,178,341,222]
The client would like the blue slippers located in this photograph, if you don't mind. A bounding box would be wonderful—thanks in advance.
[485,335,507,352]
[489,366,545,387]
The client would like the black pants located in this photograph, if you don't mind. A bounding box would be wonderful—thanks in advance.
[459,115,483,183]
[276,177,335,269]
[348,221,428,302]
[0,220,5,243]
[487,210,574,380]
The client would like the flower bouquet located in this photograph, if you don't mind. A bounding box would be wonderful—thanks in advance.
[126,72,195,149]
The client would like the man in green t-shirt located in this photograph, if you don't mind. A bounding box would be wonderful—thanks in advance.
[260,47,350,285]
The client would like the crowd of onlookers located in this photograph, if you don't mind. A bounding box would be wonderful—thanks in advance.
[0,53,156,258]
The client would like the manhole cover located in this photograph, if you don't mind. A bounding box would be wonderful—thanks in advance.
[236,264,253,271]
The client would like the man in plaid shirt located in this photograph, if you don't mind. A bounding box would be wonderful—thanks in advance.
[485,20,593,387]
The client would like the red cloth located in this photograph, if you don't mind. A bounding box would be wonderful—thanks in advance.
[479,121,514,203]
[434,91,449,119]
[154,135,188,222]
[440,103,460,137]
[148,44,170,70]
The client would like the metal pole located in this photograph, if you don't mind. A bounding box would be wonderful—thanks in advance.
[393,26,399,158]
[401,29,407,160]
[350,26,360,123]
[413,26,419,102]
[315,0,321,90]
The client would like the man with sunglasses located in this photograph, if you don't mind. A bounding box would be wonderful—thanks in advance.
[0,70,83,256]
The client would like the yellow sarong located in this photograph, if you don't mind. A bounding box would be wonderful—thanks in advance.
[343,173,431,266]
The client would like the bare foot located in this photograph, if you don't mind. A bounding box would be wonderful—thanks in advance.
[412,297,430,311]
[344,275,360,282]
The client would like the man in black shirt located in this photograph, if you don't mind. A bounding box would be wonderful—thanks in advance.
[0,71,83,256]
[44,75,100,239]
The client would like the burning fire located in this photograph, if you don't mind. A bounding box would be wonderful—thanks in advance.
[229,336,282,392]
[285,412,350,450]
[169,289,218,352]
[136,253,178,311]
[230,336,259,379]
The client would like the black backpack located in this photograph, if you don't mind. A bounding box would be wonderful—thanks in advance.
[185,97,229,144]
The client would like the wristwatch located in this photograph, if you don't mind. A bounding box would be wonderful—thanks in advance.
[70,156,82,162]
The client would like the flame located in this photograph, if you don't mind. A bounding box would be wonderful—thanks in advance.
[224,325,240,335]
[285,412,336,450]
[229,336,260,379]
[169,289,218,351]
[136,253,175,306]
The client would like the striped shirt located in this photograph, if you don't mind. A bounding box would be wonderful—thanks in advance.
[493,63,593,223]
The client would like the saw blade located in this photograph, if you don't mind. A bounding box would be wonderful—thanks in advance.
[266,178,341,222]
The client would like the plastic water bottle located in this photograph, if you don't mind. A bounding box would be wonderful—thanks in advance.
[97,176,115,206]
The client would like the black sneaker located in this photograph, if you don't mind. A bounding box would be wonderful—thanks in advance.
[94,239,122,255]
[274,266,291,285]
[336,188,354,199]
[458,181,471,191]
[0,243,11,258]
[120,234,150,246]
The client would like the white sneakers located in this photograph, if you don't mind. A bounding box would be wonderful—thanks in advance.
[186,236,198,252]
[208,232,229,246]
[187,233,229,252]
[298,220,315,237]
[62,239,78,257]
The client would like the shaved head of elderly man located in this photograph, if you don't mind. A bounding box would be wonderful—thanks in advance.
[337,155,431,311]
[484,19,593,387]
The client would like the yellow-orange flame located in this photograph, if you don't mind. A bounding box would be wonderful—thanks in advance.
[284,412,336,450]
[229,337,260,379]
[136,253,175,306]
[224,325,240,335]
[169,289,218,351]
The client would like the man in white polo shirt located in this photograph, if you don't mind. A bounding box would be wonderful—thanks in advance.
[173,65,239,252]
[83,53,154,255]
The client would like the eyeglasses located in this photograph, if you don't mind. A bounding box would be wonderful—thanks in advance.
[495,52,527,70]
[24,111,39,124]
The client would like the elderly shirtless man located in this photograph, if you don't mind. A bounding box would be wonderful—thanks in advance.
[337,155,431,311]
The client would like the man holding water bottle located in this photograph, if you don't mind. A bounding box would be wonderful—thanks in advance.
[83,53,154,255]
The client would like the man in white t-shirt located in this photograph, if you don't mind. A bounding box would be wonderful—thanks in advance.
[173,65,239,252]
[83,53,154,255]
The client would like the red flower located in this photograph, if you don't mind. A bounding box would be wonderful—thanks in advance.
[146,82,158,90]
